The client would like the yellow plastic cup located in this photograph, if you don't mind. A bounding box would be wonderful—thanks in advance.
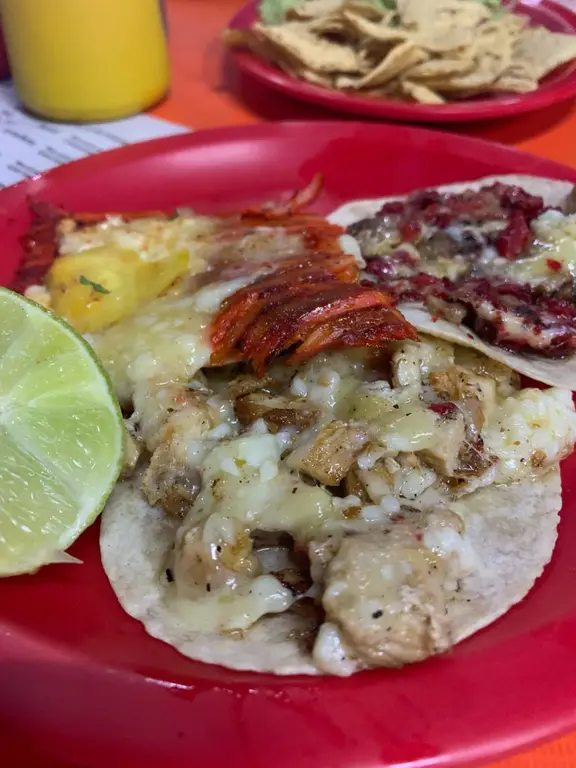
[0,0,170,122]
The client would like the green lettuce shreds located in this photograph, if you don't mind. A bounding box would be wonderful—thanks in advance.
[258,0,396,26]
[259,0,300,25]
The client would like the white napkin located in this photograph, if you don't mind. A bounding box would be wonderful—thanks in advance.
[0,82,190,189]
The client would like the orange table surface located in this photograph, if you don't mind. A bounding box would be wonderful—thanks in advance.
[153,2,576,768]
[6,1,576,767]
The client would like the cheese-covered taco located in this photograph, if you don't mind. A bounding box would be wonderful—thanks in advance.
[17,180,576,676]
[330,175,576,388]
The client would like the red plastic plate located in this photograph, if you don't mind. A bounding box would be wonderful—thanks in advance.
[228,0,576,123]
[2,122,576,768]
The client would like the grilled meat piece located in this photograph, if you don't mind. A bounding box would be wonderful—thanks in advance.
[287,421,368,485]
[235,392,320,433]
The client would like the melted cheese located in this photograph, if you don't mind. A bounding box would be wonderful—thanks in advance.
[183,433,339,540]
[170,574,294,633]
[89,277,252,404]
[313,622,358,676]
[482,387,576,482]
[506,210,576,286]
[60,214,218,263]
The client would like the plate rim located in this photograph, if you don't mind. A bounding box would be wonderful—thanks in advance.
[2,121,576,768]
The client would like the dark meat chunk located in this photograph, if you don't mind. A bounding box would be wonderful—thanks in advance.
[493,210,534,259]
[347,216,400,256]
[235,392,320,433]
[453,437,496,480]
[226,373,275,399]
[142,447,201,518]
[287,597,325,653]
[454,279,576,357]
[272,568,312,596]
[417,232,460,261]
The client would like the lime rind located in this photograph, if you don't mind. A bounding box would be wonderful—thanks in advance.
[0,287,124,576]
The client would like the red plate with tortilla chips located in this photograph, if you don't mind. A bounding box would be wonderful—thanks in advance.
[227,0,576,123]
[2,122,576,767]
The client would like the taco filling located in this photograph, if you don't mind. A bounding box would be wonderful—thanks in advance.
[17,179,576,676]
[342,179,576,358]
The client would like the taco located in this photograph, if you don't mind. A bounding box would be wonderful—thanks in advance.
[96,255,575,675]
[16,181,576,676]
[329,175,576,388]
[98,303,574,675]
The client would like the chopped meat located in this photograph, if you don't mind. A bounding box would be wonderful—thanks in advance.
[428,365,496,431]
[235,392,320,433]
[343,467,372,505]
[347,216,401,256]
[240,173,324,220]
[453,436,496,480]
[319,527,452,667]
[453,279,576,358]
[419,408,466,477]
[210,257,416,374]
[134,384,213,454]
[240,284,392,373]
[271,567,312,596]
[286,597,325,654]
[453,346,520,396]
[173,518,260,600]
[289,304,418,365]
[287,421,368,485]
[226,374,275,399]
[353,183,576,359]
[142,445,202,518]
[370,183,545,251]
[425,295,467,325]
[494,210,533,260]
[417,232,462,262]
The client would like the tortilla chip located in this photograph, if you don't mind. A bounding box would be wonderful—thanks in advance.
[490,55,537,94]
[287,0,344,20]
[227,0,576,104]
[256,21,362,73]
[406,56,475,80]
[414,24,477,54]
[308,15,349,35]
[341,11,410,44]
[490,75,537,94]
[499,12,530,38]
[350,41,428,89]
[514,27,576,80]
[399,0,490,54]
[424,22,513,93]
[343,0,389,22]
[222,27,304,73]
[401,79,446,104]
[424,59,498,92]
[398,0,489,31]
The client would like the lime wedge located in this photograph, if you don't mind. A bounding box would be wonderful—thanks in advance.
[0,287,123,576]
